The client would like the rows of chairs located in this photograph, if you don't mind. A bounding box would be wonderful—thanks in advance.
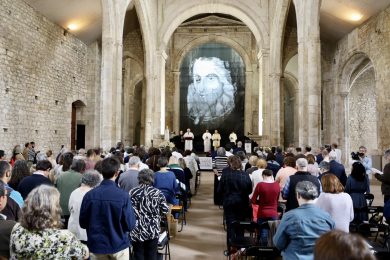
[224,220,281,260]
[350,193,390,259]
[157,169,202,259]
[221,204,285,260]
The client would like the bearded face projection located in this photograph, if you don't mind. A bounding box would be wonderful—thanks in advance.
[187,57,236,125]
[180,42,245,139]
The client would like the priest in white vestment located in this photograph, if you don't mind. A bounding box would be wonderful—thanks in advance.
[202,130,212,152]
[229,131,237,145]
[183,128,194,151]
[212,130,221,150]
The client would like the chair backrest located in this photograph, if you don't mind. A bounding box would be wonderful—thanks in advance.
[230,221,258,240]
[358,222,387,238]
[365,193,374,206]
[244,246,281,259]
[368,206,384,224]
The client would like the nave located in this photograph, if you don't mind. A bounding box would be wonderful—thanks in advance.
[170,171,226,260]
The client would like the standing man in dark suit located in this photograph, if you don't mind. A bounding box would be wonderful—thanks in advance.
[282,158,322,212]
[329,151,347,186]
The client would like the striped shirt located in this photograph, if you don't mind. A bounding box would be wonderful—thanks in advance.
[130,184,169,242]
[213,156,228,175]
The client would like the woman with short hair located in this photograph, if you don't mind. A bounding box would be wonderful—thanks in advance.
[213,147,229,205]
[345,162,370,223]
[68,170,102,242]
[10,185,89,259]
[316,174,354,232]
[251,169,280,244]
[130,169,169,260]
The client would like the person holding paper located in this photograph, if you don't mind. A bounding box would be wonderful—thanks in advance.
[374,149,390,204]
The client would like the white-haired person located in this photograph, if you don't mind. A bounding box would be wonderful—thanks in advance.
[274,181,335,260]
[68,170,102,243]
[10,185,89,259]
[130,169,169,260]
[281,158,322,212]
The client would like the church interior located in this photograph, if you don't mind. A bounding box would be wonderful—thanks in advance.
[1,0,390,259]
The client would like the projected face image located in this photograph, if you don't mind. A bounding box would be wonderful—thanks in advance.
[187,57,236,125]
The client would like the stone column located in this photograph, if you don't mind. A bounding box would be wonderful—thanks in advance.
[270,72,282,146]
[257,49,270,145]
[100,0,130,150]
[173,71,180,134]
[244,71,252,135]
[293,0,321,148]
[122,58,132,145]
[339,91,349,165]
[154,50,168,138]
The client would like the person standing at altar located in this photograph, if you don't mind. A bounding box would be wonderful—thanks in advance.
[183,128,194,151]
[202,130,212,153]
[229,131,237,146]
[212,130,221,151]
[164,126,170,142]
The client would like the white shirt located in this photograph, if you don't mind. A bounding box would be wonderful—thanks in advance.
[68,187,91,241]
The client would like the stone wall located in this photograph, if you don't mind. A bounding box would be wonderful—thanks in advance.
[348,66,377,153]
[0,0,89,156]
[324,5,390,155]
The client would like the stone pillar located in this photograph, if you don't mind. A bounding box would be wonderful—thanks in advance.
[173,71,180,134]
[100,0,130,150]
[122,58,132,145]
[258,49,270,145]
[339,91,349,165]
[293,0,321,148]
[270,72,282,146]
[154,50,168,138]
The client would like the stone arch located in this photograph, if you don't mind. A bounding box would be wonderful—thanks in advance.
[337,52,378,162]
[122,54,144,145]
[171,38,252,136]
[271,0,291,74]
[282,71,299,148]
[174,35,253,73]
[160,3,266,50]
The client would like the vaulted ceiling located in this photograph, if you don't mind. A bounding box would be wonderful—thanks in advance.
[23,0,390,44]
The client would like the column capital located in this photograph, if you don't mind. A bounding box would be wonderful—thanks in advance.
[270,72,283,78]
[157,50,168,61]
[257,48,270,60]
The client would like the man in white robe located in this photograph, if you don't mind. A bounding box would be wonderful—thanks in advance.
[212,130,221,150]
[229,131,237,145]
[183,128,194,151]
[202,130,212,152]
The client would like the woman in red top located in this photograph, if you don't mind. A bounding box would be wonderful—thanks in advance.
[251,169,280,245]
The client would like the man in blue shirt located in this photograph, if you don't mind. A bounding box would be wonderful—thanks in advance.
[274,181,334,260]
[80,157,136,259]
